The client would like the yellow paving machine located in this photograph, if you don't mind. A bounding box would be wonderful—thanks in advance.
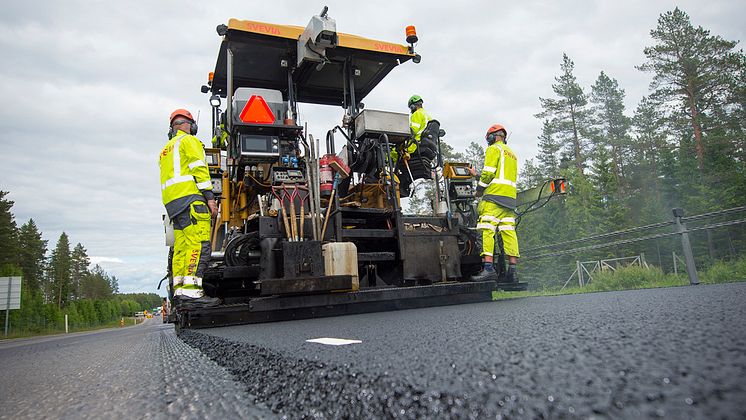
[167,8,566,328]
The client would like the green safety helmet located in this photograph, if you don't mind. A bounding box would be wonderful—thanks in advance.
[407,95,423,107]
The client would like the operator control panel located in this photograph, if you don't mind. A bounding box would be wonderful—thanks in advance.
[451,184,473,198]
[240,134,280,157]
[204,148,223,196]
[444,162,476,201]
[271,167,306,185]
[443,162,474,180]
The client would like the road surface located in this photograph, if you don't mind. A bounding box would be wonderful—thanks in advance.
[2,283,744,419]
[183,282,746,419]
[0,317,270,419]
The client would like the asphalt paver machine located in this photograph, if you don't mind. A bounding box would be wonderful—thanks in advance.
[169,8,565,329]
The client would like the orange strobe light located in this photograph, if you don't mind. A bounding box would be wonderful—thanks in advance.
[406,26,418,44]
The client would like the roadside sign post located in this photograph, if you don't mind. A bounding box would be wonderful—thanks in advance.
[1,277,22,337]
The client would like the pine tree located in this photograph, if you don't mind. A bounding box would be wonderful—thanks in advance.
[519,159,545,190]
[49,232,72,308]
[70,243,90,300]
[81,264,113,300]
[589,147,626,233]
[536,54,591,172]
[589,71,632,189]
[536,120,561,177]
[17,219,47,292]
[630,96,669,208]
[464,141,485,172]
[0,191,19,268]
[109,275,119,294]
[637,7,744,172]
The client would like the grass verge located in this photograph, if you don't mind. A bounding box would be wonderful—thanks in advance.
[493,255,746,300]
[1,317,145,340]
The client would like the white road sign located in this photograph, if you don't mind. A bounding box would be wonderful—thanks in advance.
[0,277,22,310]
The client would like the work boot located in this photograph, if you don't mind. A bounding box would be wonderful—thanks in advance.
[504,266,518,283]
[470,267,498,283]
[174,296,222,311]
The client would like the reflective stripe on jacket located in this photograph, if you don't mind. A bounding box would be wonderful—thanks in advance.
[476,141,518,209]
[159,130,213,218]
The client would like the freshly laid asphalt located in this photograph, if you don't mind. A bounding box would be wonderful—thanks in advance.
[182,282,746,419]
[1,283,743,419]
[0,318,271,419]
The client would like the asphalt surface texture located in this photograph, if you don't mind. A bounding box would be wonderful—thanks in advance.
[180,282,746,419]
[0,317,271,419]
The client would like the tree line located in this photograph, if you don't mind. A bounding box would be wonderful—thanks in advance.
[517,8,745,287]
[406,8,744,287]
[0,190,162,334]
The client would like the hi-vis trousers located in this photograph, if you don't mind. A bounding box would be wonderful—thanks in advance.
[476,200,520,258]
[171,201,211,298]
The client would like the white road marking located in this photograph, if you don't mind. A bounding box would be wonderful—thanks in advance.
[306,337,362,346]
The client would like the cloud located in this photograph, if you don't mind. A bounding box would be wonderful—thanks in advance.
[89,257,125,265]
[1,0,743,296]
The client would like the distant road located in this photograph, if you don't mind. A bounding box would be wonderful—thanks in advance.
[182,282,746,419]
[0,317,270,419]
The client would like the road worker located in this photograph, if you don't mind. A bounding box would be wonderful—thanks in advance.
[211,123,228,150]
[159,109,220,309]
[395,95,433,196]
[407,95,431,148]
[471,124,519,283]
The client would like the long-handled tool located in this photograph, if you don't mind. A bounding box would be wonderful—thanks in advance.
[302,141,318,241]
[299,188,306,241]
[320,175,339,241]
[211,206,222,250]
[272,187,292,240]
[320,188,335,241]
[285,184,299,242]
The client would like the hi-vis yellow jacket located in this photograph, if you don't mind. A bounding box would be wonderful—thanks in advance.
[159,130,214,218]
[476,141,518,210]
[406,107,432,153]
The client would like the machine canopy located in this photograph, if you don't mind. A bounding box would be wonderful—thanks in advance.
[211,18,415,107]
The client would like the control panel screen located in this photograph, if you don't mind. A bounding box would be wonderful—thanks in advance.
[241,136,270,152]
[453,166,470,176]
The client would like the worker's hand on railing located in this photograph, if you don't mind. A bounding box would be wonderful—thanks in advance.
[207,199,218,218]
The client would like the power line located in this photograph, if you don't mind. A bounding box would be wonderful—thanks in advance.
[523,217,746,261]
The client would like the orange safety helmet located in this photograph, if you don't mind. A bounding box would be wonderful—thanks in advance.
[486,123,507,138]
[170,108,195,124]
[485,123,507,144]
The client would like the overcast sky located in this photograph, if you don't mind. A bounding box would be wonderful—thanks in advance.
[1,0,743,296]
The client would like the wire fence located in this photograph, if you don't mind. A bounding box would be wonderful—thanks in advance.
[1,314,142,338]
[521,206,746,288]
